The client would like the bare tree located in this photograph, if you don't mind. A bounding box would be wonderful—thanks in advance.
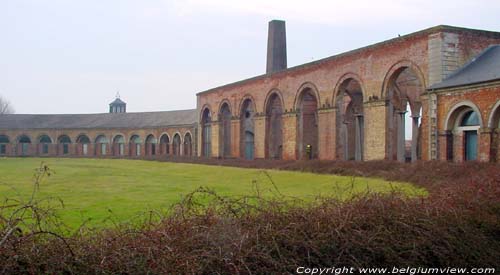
[0,95,14,114]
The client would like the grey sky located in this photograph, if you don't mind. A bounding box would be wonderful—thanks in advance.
[1,0,499,114]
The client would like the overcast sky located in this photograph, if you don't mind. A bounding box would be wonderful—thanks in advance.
[1,0,499,114]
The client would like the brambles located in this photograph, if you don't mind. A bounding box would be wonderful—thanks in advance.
[1,160,499,274]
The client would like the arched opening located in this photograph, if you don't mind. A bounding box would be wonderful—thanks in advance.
[184,132,193,156]
[57,135,72,155]
[297,87,318,159]
[461,111,480,161]
[145,134,157,156]
[76,135,91,156]
[130,135,142,156]
[335,79,364,161]
[201,108,212,157]
[489,102,500,162]
[159,134,170,155]
[113,135,125,156]
[0,135,10,155]
[17,135,32,156]
[173,133,181,156]
[265,92,283,159]
[38,135,52,155]
[219,102,232,158]
[240,98,255,160]
[385,66,424,162]
[445,104,482,162]
[95,135,109,156]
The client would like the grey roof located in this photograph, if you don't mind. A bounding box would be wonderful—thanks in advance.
[430,45,500,90]
[0,109,197,130]
[110,98,126,105]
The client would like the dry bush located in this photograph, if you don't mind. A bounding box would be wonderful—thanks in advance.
[1,160,500,274]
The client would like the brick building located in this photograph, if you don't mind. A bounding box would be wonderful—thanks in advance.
[1,22,499,162]
[0,97,197,158]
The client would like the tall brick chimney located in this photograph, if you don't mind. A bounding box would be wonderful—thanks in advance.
[266,20,287,74]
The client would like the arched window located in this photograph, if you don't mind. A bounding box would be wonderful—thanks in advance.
[145,135,157,156]
[130,135,142,156]
[38,135,52,155]
[76,135,91,156]
[201,108,212,157]
[95,135,109,156]
[219,102,232,157]
[459,111,480,161]
[183,132,192,156]
[173,134,181,156]
[445,104,482,162]
[160,134,170,155]
[265,92,283,159]
[58,135,71,155]
[240,99,255,160]
[113,135,125,156]
[17,135,32,156]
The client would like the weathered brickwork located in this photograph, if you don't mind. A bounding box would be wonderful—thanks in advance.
[197,26,500,162]
[424,82,500,162]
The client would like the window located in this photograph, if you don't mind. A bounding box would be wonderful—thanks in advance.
[136,144,141,156]
[82,144,88,155]
[0,144,6,154]
[63,144,69,154]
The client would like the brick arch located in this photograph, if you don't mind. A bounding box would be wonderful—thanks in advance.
[129,134,142,143]
[158,132,171,155]
[264,88,285,159]
[237,94,257,117]
[333,73,365,161]
[16,134,32,143]
[111,133,127,143]
[217,99,233,120]
[36,133,54,144]
[76,134,91,143]
[200,104,212,122]
[332,72,366,106]
[293,82,321,111]
[380,60,427,100]
[159,132,171,142]
[487,100,500,128]
[183,131,194,156]
[57,134,72,143]
[264,88,285,114]
[218,99,233,157]
[201,105,213,157]
[172,132,183,156]
[294,82,320,159]
[445,101,484,131]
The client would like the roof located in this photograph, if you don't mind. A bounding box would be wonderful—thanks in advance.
[0,109,197,130]
[197,25,500,96]
[430,45,500,90]
[109,98,126,105]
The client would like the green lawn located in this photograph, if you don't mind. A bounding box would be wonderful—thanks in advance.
[0,158,424,229]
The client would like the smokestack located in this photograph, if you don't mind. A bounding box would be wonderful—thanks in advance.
[266,20,287,74]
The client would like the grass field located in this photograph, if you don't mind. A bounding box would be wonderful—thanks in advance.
[0,158,424,229]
